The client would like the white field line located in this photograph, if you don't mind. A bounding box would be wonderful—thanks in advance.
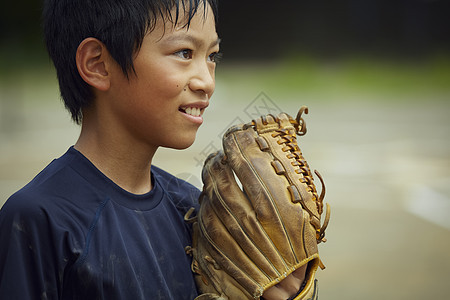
[406,184,450,231]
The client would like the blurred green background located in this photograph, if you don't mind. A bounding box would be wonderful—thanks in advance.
[1,0,450,299]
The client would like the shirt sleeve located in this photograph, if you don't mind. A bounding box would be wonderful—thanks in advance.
[0,193,63,299]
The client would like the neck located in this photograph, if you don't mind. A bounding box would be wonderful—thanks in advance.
[75,111,157,195]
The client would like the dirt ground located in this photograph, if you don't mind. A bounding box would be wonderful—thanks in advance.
[1,77,449,299]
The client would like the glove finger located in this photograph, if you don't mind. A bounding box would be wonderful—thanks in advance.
[200,151,286,280]
[223,123,315,266]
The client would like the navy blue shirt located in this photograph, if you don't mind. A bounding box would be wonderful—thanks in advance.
[0,147,200,299]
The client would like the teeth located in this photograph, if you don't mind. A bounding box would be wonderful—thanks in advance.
[183,107,201,117]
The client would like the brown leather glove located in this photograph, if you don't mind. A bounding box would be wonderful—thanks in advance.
[185,107,330,300]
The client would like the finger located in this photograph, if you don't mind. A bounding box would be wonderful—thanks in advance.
[274,272,302,298]
[262,285,290,300]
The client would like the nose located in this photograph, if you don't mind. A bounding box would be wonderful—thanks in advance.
[188,60,215,98]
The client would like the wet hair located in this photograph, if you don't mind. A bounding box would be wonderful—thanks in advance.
[43,0,218,124]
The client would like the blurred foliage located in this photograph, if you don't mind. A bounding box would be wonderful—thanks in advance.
[1,0,449,65]
[219,0,450,61]
[217,53,450,101]
[1,0,449,103]
[0,1,46,70]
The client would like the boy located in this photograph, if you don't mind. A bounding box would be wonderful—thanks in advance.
[0,0,305,299]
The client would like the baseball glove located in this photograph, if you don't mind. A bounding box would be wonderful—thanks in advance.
[185,107,330,300]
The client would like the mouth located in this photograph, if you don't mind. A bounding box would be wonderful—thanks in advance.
[179,104,208,118]
[179,107,203,117]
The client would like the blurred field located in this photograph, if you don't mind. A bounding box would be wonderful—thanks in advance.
[1,57,450,299]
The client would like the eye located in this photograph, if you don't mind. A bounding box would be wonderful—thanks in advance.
[208,52,223,63]
[174,49,193,59]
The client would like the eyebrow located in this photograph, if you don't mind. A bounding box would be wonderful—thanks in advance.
[163,34,221,49]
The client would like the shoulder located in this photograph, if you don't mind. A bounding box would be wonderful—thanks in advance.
[0,148,104,235]
[7,148,81,205]
[1,151,75,220]
[152,166,201,212]
[1,188,47,231]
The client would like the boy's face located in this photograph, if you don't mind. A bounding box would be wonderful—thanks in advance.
[106,3,219,150]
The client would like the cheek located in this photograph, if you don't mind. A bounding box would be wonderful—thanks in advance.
[136,62,187,99]
[154,73,186,98]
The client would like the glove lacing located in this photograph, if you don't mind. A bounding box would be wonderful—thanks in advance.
[245,106,330,244]
[289,107,330,243]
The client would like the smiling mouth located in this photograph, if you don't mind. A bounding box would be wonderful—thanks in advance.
[179,107,203,117]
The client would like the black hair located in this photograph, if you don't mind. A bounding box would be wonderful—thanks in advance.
[43,0,218,124]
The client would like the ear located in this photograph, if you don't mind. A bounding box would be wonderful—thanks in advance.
[76,38,111,91]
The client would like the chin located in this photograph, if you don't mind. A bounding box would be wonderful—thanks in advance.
[164,136,197,150]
